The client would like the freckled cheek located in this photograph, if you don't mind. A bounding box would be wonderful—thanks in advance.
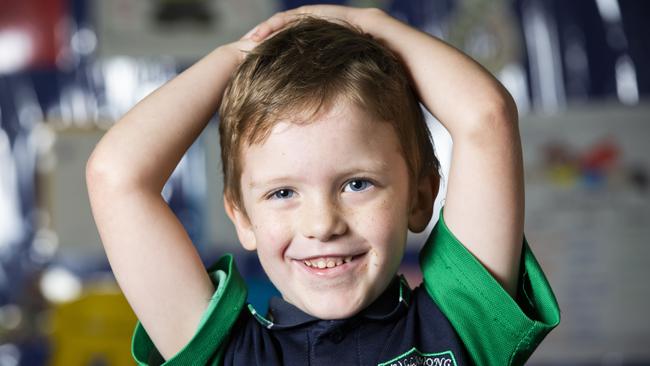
[365,202,408,271]
[252,214,294,258]
[352,205,406,251]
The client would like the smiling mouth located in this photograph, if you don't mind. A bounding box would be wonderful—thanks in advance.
[300,253,365,270]
[303,256,352,269]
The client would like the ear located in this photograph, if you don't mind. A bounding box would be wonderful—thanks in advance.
[408,173,440,233]
[224,196,257,251]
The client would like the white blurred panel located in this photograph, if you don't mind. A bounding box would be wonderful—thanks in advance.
[522,102,650,363]
[96,0,279,59]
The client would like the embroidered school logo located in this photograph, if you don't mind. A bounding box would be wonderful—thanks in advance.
[378,347,457,366]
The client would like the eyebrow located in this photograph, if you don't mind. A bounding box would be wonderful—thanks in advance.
[248,176,303,191]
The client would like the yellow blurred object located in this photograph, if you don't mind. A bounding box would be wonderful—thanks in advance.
[547,164,579,187]
[50,286,137,366]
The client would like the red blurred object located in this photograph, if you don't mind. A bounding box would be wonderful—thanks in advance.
[0,0,67,71]
[580,138,620,172]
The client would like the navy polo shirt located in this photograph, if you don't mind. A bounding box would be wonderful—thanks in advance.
[222,275,470,365]
[132,208,561,365]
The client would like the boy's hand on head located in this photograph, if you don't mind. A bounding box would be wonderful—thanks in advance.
[248,5,372,42]
[220,30,264,64]
[220,18,288,64]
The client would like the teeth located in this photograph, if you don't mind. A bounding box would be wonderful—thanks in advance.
[303,256,353,269]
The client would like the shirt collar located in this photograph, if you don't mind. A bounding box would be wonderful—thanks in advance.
[248,275,412,330]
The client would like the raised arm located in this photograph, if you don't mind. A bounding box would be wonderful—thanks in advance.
[85,39,256,359]
[251,6,523,297]
[359,9,524,298]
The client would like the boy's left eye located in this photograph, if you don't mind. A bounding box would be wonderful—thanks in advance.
[343,179,373,192]
[270,188,295,200]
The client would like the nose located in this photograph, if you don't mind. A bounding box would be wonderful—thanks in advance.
[299,197,348,242]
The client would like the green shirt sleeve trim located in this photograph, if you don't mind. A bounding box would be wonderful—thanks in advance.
[131,254,248,366]
[419,208,560,366]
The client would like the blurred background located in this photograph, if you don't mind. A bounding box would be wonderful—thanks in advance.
[1,0,649,365]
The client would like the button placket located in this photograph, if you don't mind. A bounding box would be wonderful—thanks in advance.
[329,328,344,343]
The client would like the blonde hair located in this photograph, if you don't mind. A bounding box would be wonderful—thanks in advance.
[219,16,439,211]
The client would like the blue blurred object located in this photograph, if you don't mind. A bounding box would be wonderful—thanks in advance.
[514,0,649,108]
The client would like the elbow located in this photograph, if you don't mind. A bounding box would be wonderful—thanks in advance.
[463,91,519,142]
[498,88,519,126]
[85,152,112,195]
[86,152,158,194]
[85,151,100,188]
[85,151,133,194]
[480,87,518,129]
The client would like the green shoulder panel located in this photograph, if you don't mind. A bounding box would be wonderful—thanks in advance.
[419,210,560,366]
[131,254,248,365]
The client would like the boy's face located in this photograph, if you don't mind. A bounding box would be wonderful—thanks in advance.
[227,100,430,319]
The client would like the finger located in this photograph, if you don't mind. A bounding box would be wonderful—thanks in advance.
[251,11,295,41]
[251,17,281,41]
[241,25,260,40]
[286,6,311,16]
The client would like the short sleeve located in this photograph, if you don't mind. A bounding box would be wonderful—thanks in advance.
[419,208,560,366]
[131,254,248,366]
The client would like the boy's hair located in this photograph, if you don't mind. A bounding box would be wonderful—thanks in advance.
[219,16,439,212]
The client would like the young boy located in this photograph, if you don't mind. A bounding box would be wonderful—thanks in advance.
[86,5,559,366]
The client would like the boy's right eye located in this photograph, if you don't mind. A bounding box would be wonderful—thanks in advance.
[269,189,295,200]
